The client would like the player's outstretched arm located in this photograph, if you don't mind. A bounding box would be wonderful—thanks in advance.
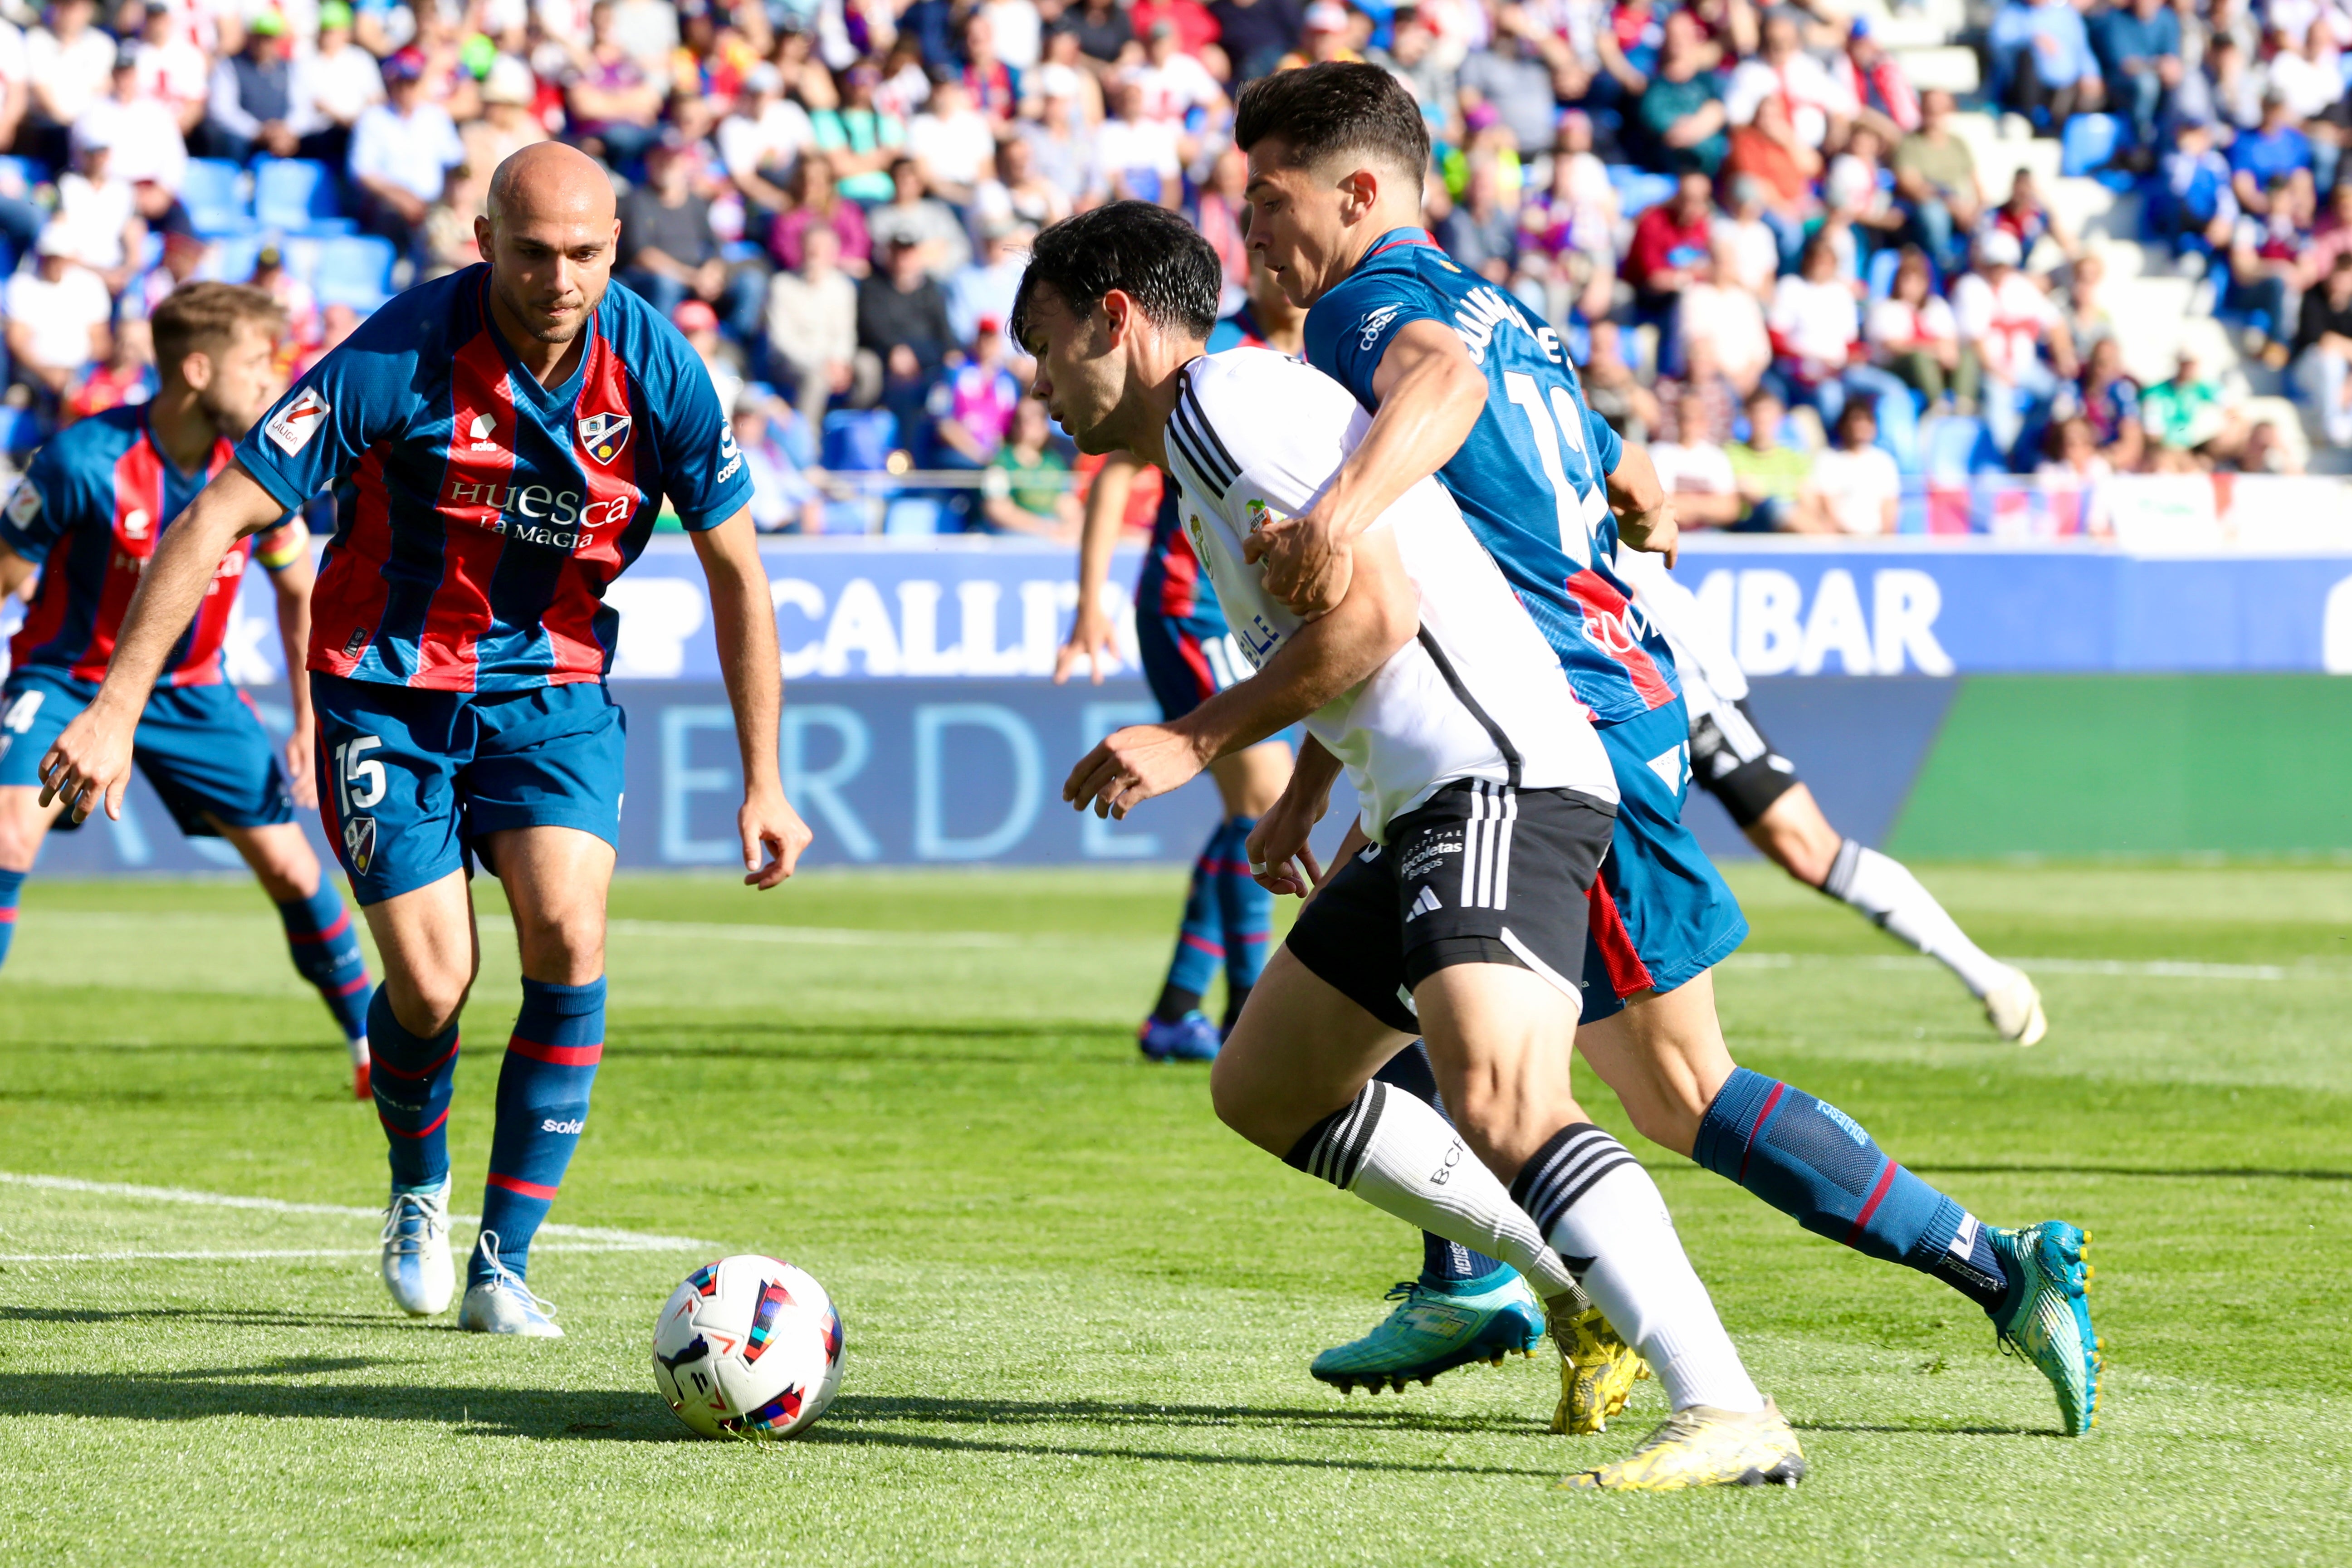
[0,540,35,601]
[1607,442,1679,566]
[1246,737,1343,897]
[691,508,813,889]
[1063,524,1418,820]
[38,462,285,824]
[1052,449,1137,686]
[1249,320,1484,617]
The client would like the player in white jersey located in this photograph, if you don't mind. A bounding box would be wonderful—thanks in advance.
[1612,546,2047,1044]
[1022,200,1805,1492]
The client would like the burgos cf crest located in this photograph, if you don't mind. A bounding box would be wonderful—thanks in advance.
[579,411,633,464]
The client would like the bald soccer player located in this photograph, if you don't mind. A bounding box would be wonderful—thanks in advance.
[39,144,815,1336]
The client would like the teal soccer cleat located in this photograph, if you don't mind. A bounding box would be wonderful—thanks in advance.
[1311,1268,1547,1395]
[1989,1221,2103,1435]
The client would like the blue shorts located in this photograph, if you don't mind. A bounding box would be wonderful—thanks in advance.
[0,668,293,838]
[1134,606,1248,722]
[1580,698,1750,1023]
[312,673,626,906]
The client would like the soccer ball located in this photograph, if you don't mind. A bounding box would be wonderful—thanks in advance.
[651,1255,846,1440]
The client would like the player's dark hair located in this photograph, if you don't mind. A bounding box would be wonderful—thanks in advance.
[1008,201,1221,348]
[151,282,284,381]
[1234,61,1432,183]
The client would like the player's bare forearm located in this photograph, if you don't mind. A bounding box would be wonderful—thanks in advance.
[269,551,320,807]
[1054,450,1136,685]
[1607,443,1679,565]
[1250,322,1484,615]
[692,509,811,886]
[1064,530,1418,818]
[0,539,35,600]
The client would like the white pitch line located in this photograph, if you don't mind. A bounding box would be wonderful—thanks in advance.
[0,1172,721,1251]
[1723,952,2290,981]
[605,918,1057,950]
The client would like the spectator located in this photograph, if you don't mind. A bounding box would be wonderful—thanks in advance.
[2160,112,2239,259]
[54,132,142,295]
[927,316,1024,471]
[909,72,997,203]
[2063,249,2114,346]
[769,155,872,278]
[1438,160,1519,280]
[1638,9,1729,175]
[972,134,1072,244]
[566,0,669,170]
[1653,336,1743,445]
[813,63,907,207]
[1991,0,2104,130]
[2292,249,2352,447]
[205,11,307,164]
[1954,228,2077,459]
[1097,78,1183,207]
[1723,93,1823,267]
[462,56,550,183]
[1767,233,1866,421]
[857,231,956,394]
[2075,335,2145,468]
[1796,399,1901,535]
[1020,66,1096,204]
[1986,168,2080,269]
[348,51,464,248]
[736,389,827,534]
[947,219,1029,348]
[2200,32,2263,133]
[1648,390,1743,528]
[2038,413,2114,485]
[125,225,207,322]
[1893,89,1983,277]
[1374,5,1452,122]
[74,47,185,220]
[716,63,813,220]
[24,0,117,170]
[2094,0,2183,154]
[1061,0,1138,66]
[1517,113,1617,324]
[617,135,763,342]
[252,243,322,350]
[981,398,1080,537]
[2229,418,2301,474]
[1580,319,1661,440]
[1727,13,1857,151]
[1133,19,1228,131]
[1675,241,1770,394]
[132,4,209,139]
[63,314,154,425]
[5,228,112,406]
[1214,0,1307,85]
[767,224,865,432]
[1623,170,1716,337]
[2230,90,2312,218]
[1712,174,1780,296]
[673,298,745,416]
[2225,168,2313,361]
[2140,348,2240,460]
[293,3,387,172]
[1281,0,1367,72]
[1842,18,1921,139]
[1726,386,1812,530]
[1456,6,1570,157]
[870,156,971,278]
[1867,245,1969,409]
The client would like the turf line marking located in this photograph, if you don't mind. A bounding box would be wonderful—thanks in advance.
[1725,953,2288,981]
[0,1172,721,1251]
[606,918,1059,950]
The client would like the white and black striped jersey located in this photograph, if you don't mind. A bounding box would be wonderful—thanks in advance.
[1162,348,1618,841]
[1611,542,1744,728]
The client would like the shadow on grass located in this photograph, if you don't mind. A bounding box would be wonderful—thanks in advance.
[1909,1164,2352,1183]
[0,1305,401,1328]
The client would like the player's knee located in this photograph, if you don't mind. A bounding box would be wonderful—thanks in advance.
[248,839,321,903]
[386,969,471,1036]
[512,908,605,984]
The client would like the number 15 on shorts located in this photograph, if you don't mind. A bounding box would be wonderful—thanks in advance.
[333,736,386,814]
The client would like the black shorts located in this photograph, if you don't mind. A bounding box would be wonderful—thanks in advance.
[1284,779,1615,1033]
[1688,697,1801,830]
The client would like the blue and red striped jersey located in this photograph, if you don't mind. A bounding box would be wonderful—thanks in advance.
[1303,229,1680,726]
[235,264,753,693]
[1,403,296,686]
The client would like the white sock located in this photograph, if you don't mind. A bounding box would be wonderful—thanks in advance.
[1512,1124,1765,1413]
[1287,1081,1585,1305]
[1825,839,2012,999]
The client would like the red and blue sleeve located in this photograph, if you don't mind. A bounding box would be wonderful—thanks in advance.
[235,319,414,513]
[0,444,83,567]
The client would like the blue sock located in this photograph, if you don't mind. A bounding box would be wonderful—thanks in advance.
[0,867,21,973]
[276,884,373,1041]
[1214,816,1273,1026]
[472,976,605,1286]
[1373,1043,1509,1288]
[1153,826,1225,1021]
[367,988,459,1190]
[1694,1067,2011,1313]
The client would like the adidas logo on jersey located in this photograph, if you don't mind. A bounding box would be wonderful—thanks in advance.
[1406,885,1442,922]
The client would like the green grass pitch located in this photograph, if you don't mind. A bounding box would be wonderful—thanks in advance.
[0,862,2347,1566]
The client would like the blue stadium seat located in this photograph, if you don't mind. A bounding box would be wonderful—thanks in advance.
[1866,247,1902,302]
[1919,414,2004,477]
[0,153,47,194]
[0,405,41,460]
[205,234,267,283]
[822,409,899,471]
[181,158,255,237]
[1873,385,1922,474]
[311,235,396,309]
[883,497,943,535]
[253,158,357,235]
[2060,114,2122,177]
[1606,164,1677,219]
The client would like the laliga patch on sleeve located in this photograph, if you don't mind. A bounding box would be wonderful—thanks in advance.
[265,386,332,456]
[5,478,39,527]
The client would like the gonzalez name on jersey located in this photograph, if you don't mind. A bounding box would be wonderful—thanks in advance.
[1302,230,1680,725]
[234,263,753,693]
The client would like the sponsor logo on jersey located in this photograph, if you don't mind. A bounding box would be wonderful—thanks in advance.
[264,386,331,455]
[1243,496,1281,534]
[120,508,150,541]
[466,412,501,453]
[5,478,39,528]
[712,421,743,485]
[1357,303,1400,350]
[444,477,634,549]
[579,410,632,464]
[1400,831,1461,883]
[342,814,377,875]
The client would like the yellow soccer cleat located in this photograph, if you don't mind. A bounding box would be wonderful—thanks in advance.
[1558,1398,1806,1492]
[1548,1302,1649,1434]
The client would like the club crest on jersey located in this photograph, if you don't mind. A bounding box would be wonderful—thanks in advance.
[265,386,330,455]
[5,478,39,527]
[342,815,376,875]
[579,411,633,464]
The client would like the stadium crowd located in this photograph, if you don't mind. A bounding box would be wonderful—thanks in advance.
[0,0,2343,537]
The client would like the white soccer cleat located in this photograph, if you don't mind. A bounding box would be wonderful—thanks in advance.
[380,1178,455,1317]
[1984,968,2048,1047]
[458,1231,564,1338]
[349,1036,371,1101]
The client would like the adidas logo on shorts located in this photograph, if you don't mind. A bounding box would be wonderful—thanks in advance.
[1406,886,1442,922]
